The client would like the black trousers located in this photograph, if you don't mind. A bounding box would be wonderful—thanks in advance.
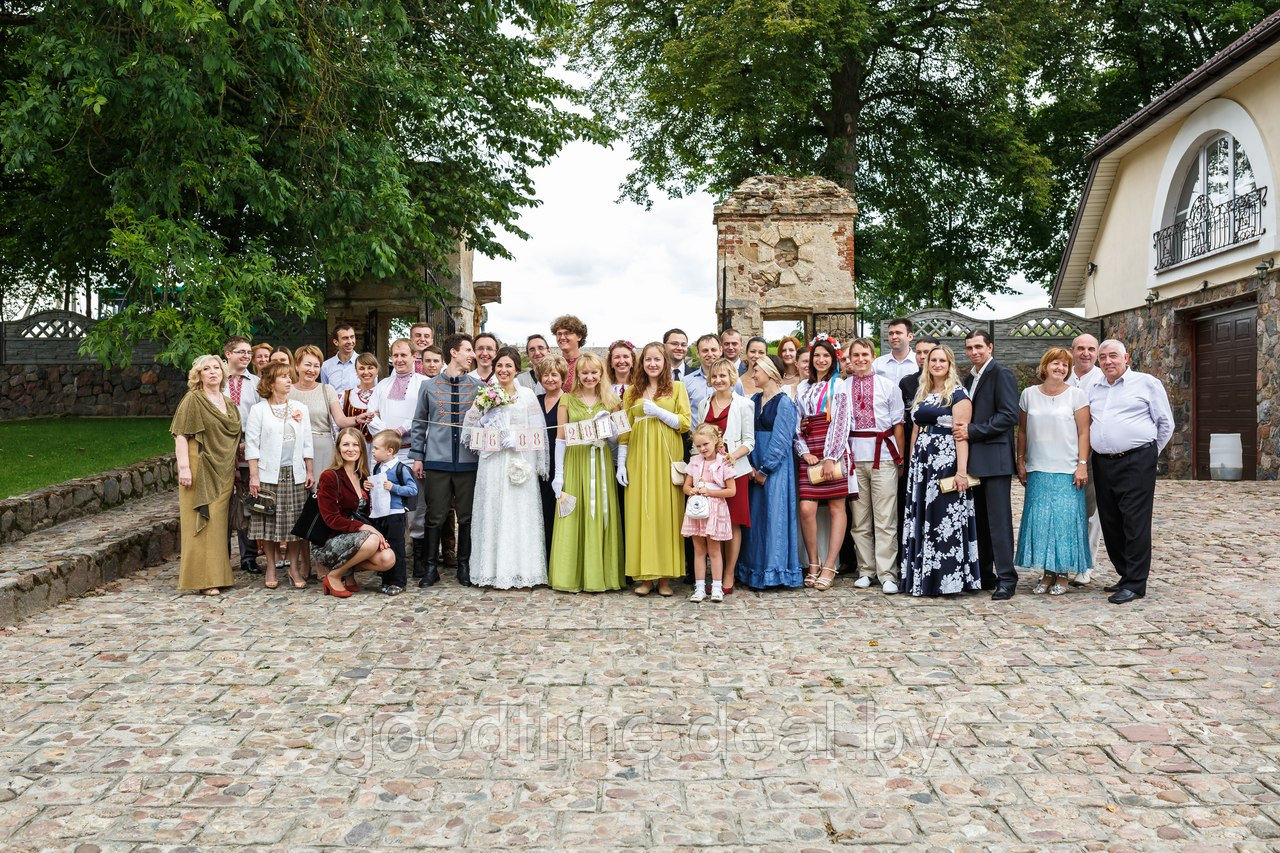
[374,513,407,588]
[973,474,1017,588]
[1092,444,1157,596]
[424,470,476,528]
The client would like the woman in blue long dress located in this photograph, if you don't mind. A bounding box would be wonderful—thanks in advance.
[738,356,803,589]
[901,345,982,596]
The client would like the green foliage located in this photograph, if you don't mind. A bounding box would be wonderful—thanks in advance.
[571,0,1276,323]
[1,0,605,367]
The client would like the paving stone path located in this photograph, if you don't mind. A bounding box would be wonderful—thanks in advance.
[1,481,1279,850]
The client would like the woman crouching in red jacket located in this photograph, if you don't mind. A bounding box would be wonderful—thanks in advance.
[313,427,395,596]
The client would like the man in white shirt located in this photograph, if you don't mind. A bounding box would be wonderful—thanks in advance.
[1088,339,1174,605]
[664,328,690,380]
[369,339,428,575]
[411,322,434,376]
[320,323,359,393]
[516,334,548,393]
[1065,333,1103,584]
[845,339,905,594]
[684,334,744,425]
[469,332,499,385]
[222,335,260,574]
[872,317,919,385]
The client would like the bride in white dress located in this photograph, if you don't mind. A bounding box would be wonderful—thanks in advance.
[464,347,550,588]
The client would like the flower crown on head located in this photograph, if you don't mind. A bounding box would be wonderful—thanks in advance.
[609,339,636,351]
[808,332,844,361]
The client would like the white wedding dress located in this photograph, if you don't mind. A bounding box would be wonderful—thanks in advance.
[465,385,549,588]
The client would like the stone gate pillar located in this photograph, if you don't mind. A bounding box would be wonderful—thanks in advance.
[713,176,857,338]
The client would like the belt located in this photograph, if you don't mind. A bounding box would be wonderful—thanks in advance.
[1094,440,1156,459]
[851,428,902,468]
[920,425,951,436]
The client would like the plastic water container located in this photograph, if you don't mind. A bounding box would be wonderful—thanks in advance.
[1209,433,1243,480]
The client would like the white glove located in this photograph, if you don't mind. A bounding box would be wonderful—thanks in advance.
[616,445,629,487]
[552,439,566,497]
[642,399,680,429]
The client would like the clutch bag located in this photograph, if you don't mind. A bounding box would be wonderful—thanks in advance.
[806,460,844,485]
[939,474,980,493]
[246,489,276,515]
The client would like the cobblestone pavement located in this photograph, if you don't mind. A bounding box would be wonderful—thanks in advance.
[1,481,1279,850]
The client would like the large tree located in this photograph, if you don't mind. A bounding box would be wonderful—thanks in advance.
[571,0,1275,319]
[0,0,604,366]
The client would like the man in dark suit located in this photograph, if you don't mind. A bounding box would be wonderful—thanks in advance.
[953,329,1019,600]
[897,336,940,564]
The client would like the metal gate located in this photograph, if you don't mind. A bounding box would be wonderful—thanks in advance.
[811,311,862,342]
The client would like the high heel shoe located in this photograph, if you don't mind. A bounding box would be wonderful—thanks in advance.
[286,567,307,590]
[814,566,838,591]
[322,576,352,598]
[344,575,359,593]
[804,564,820,588]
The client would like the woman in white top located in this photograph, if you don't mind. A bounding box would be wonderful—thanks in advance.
[695,357,756,594]
[1015,347,1092,595]
[245,362,315,590]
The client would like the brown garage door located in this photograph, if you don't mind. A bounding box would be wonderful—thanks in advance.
[1194,307,1257,480]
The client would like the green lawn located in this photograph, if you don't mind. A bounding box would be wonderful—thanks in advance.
[0,417,174,499]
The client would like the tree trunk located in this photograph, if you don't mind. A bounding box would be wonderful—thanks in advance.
[827,59,862,193]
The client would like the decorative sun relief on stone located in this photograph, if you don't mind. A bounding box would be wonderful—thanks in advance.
[753,225,817,292]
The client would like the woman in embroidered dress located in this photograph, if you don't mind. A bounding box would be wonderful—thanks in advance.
[549,352,625,592]
[900,345,981,597]
[340,352,381,445]
[466,347,550,588]
[172,355,241,595]
[618,342,691,596]
[793,336,852,591]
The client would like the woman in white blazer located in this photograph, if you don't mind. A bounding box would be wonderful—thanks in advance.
[245,361,315,589]
[695,357,756,594]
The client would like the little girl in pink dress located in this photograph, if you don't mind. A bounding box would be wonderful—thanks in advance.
[681,423,737,602]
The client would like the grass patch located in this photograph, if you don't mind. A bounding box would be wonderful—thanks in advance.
[0,417,173,498]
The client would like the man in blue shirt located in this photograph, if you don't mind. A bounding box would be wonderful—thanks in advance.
[320,323,359,393]
[684,334,745,426]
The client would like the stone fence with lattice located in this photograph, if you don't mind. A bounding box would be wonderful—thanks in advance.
[879,308,1101,367]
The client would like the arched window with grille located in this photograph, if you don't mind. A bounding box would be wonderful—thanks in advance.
[1154,131,1267,269]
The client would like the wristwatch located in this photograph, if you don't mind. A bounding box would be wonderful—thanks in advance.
[1077,460,1087,465]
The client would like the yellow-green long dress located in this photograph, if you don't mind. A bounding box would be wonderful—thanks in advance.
[620,383,691,581]
[548,395,625,591]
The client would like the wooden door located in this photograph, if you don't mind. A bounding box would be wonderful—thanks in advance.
[1194,307,1257,479]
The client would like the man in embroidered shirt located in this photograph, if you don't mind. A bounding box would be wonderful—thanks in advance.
[222,335,260,574]
[320,323,359,393]
[873,318,919,385]
[369,339,428,577]
[846,338,905,594]
[469,332,499,385]
[1088,339,1174,605]
[410,334,484,587]
[1066,333,1104,584]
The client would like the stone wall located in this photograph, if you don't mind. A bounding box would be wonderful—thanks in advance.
[1099,273,1279,480]
[0,362,186,419]
[714,176,858,337]
[0,454,177,544]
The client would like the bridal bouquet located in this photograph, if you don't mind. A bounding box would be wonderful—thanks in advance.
[474,385,514,413]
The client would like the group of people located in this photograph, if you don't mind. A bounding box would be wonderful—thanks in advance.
[170,315,1173,606]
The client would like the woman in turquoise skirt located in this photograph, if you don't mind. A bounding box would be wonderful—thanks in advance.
[549,353,625,591]
[1015,348,1093,595]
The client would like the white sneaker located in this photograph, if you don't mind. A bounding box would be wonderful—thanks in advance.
[853,576,873,589]
[882,579,899,595]
[688,589,706,603]
[710,588,724,603]
[1071,570,1092,587]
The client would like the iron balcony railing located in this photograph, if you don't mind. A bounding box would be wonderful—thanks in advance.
[1153,185,1267,270]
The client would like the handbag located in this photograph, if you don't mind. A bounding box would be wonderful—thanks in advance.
[684,493,710,520]
[228,483,248,531]
[290,495,338,546]
[670,460,688,486]
[246,488,276,515]
[939,474,981,493]
[806,459,845,486]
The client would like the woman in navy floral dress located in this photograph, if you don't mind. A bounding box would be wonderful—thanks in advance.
[901,345,981,596]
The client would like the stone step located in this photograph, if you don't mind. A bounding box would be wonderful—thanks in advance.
[0,489,179,625]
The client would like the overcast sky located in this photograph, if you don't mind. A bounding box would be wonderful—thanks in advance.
[474,140,1055,348]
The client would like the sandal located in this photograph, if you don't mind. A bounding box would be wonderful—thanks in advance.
[263,574,279,590]
[1032,580,1049,594]
[813,566,838,591]
[287,567,308,590]
[1049,581,1069,596]
[804,564,821,588]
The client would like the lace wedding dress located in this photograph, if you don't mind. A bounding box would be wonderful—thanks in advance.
[465,385,550,588]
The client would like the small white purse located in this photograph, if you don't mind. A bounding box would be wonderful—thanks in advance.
[684,493,710,520]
